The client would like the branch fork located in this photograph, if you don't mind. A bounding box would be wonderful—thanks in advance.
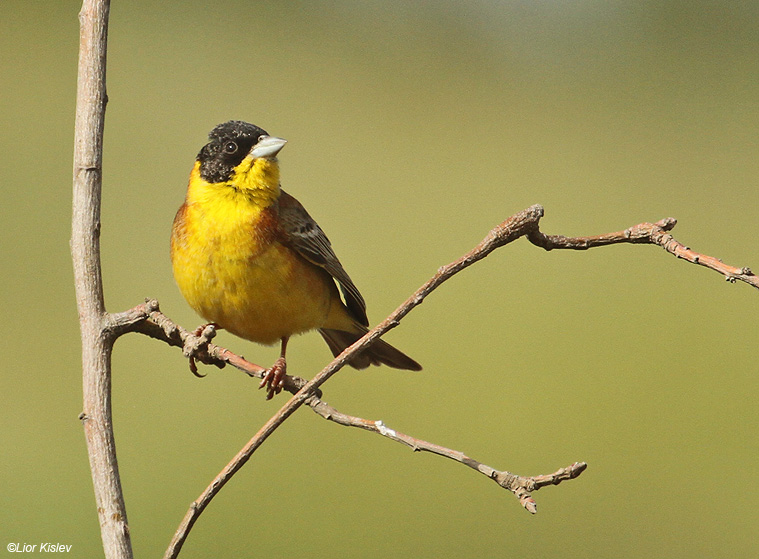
[97,203,756,558]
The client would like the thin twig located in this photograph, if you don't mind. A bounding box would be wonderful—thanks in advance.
[72,1,132,558]
[306,396,587,513]
[527,217,758,289]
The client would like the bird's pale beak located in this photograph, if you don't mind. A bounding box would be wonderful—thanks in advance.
[249,135,287,159]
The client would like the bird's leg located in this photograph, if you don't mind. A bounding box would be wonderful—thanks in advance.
[186,322,220,377]
[260,337,289,400]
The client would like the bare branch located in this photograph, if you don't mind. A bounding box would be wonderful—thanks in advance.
[102,204,753,557]
[71,1,132,558]
[113,299,316,394]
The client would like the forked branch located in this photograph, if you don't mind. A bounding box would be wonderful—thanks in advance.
[106,205,757,558]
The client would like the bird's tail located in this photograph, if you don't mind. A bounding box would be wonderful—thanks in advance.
[319,326,422,371]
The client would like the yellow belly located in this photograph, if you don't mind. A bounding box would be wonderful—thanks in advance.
[171,200,336,345]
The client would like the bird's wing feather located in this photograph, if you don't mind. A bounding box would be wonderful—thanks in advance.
[278,190,368,326]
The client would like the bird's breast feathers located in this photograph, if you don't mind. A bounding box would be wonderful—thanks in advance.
[171,186,335,344]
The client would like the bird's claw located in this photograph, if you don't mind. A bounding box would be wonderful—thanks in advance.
[259,357,287,400]
[188,355,205,378]
[184,323,218,378]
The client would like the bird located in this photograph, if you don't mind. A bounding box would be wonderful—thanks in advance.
[171,120,421,398]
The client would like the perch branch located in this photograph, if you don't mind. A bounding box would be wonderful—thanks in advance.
[119,300,586,518]
[110,205,754,558]
[109,299,316,394]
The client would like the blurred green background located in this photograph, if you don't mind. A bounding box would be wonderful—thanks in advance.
[2,1,757,557]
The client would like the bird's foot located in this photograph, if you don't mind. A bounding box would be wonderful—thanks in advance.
[184,323,219,377]
[259,357,287,400]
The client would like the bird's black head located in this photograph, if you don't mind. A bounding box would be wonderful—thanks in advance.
[197,121,269,183]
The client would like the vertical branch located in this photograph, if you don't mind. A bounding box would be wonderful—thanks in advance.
[72,1,132,558]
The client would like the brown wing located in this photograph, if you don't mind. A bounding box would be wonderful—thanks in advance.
[278,190,368,326]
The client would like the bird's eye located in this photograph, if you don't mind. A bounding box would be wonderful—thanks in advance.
[223,141,238,154]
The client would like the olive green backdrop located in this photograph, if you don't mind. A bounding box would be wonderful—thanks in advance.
[2,1,757,557]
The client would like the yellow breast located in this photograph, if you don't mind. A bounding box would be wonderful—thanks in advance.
[171,163,336,345]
